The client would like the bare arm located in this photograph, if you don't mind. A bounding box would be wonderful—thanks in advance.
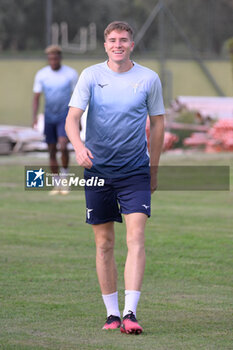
[32,92,41,127]
[65,107,94,168]
[149,114,165,193]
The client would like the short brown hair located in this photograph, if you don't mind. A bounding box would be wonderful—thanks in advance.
[104,21,134,41]
[44,45,62,55]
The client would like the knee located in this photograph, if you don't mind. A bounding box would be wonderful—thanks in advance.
[58,139,68,152]
[126,229,145,251]
[96,235,115,255]
[48,146,57,159]
[59,143,68,153]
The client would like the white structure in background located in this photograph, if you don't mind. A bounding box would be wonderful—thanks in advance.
[52,22,97,53]
[171,96,233,120]
[0,125,45,154]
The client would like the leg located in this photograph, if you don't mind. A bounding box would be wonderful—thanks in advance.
[84,182,122,326]
[124,213,147,291]
[58,136,69,195]
[120,212,147,334]
[57,118,69,169]
[93,222,121,327]
[58,136,69,169]
[93,222,117,294]
[44,122,59,174]
[48,143,58,173]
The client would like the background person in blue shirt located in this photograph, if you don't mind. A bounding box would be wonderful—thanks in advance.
[66,21,165,333]
[32,45,78,194]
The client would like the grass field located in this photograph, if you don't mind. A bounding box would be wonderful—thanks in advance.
[0,152,233,349]
[0,58,232,126]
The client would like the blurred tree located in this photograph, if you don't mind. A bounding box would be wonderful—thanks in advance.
[0,0,232,55]
[0,0,44,50]
[168,0,233,55]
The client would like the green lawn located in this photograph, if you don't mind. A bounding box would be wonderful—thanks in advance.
[0,58,232,126]
[0,152,233,349]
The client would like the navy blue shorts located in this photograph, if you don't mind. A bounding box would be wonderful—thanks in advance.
[84,173,151,225]
[44,118,68,144]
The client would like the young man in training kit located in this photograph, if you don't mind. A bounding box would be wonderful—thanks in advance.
[32,45,78,194]
[65,21,165,334]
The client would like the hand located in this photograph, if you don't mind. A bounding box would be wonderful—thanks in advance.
[150,166,158,194]
[75,147,94,169]
[32,118,37,129]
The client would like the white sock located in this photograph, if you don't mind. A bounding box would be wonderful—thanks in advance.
[60,167,69,181]
[102,291,121,318]
[123,290,141,318]
[60,167,69,175]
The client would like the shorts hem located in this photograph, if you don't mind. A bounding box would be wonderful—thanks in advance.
[86,217,123,225]
[121,210,151,218]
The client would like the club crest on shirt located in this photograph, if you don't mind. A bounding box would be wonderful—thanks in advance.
[131,82,142,93]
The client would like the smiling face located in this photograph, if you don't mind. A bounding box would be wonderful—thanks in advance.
[104,30,134,66]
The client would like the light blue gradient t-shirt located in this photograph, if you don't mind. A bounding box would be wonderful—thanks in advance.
[69,61,165,177]
[33,65,78,123]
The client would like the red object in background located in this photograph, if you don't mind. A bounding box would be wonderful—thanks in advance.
[146,116,179,152]
[207,119,233,152]
[183,119,233,152]
[183,132,208,147]
[163,132,179,151]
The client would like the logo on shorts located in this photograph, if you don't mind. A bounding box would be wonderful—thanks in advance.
[26,168,45,188]
[142,204,150,210]
[86,208,93,219]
